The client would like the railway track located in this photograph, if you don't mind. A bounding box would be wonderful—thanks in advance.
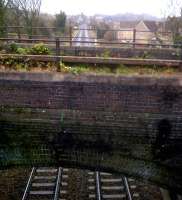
[88,171,139,200]
[23,167,140,200]
[22,167,69,200]
[73,24,94,47]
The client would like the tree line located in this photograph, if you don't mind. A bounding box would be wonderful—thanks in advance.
[0,0,67,38]
[163,0,182,44]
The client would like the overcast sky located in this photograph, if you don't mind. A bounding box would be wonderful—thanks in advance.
[40,0,173,17]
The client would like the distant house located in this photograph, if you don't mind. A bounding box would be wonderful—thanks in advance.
[135,21,159,43]
[116,20,160,44]
[116,21,138,43]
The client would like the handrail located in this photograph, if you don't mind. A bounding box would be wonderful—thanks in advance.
[0,37,180,48]
[0,26,173,34]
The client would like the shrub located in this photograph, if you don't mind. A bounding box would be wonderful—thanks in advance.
[142,51,151,59]
[174,35,182,46]
[16,47,28,55]
[7,43,28,55]
[14,63,29,71]
[58,61,70,72]
[30,43,51,55]
[101,50,111,58]
[9,43,19,53]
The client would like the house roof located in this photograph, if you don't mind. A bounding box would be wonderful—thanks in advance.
[119,21,139,29]
[119,20,159,32]
[142,21,158,32]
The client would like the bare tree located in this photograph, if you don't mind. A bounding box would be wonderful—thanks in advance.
[0,0,11,36]
[167,0,182,17]
[161,0,182,30]
[161,0,182,44]
[10,0,41,38]
[8,0,22,38]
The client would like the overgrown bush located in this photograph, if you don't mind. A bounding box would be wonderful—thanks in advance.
[101,50,111,58]
[59,62,90,74]
[9,43,19,53]
[7,43,28,55]
[30,43,51,55]
[16,48,28,55]
[0,55,56,71]
[174,35,182,46]
[7,43,51,55]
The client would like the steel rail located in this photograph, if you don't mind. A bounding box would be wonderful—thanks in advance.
[54,167,63,200]
[123,176,133,200]
[22,167,36,200]
[96,171,102,200]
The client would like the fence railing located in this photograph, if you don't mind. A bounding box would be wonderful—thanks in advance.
[0,37,181,49]
[0,26,175,46]
[0,26,181,66]
[0,37,182,62]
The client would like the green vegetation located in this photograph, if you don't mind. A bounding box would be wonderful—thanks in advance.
[0,55,55,71]
[55,11,67,33]
[141,51,151,59]
[7,43,51,55]
[58,63,178,76]
[0,49,179,75]
[59,62,90,74]
[30,43,51,55]
[0,43,52,71]
[101,50,111,58]
[174,35,182,46]
[0,59,179,75]
[0,0,10,37]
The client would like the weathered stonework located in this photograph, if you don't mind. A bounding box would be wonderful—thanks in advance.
[0,72,182,193]
[59,46,181,60]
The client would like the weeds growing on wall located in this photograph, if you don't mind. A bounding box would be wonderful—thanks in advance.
[0,42,179,75]
[4,42,51,55]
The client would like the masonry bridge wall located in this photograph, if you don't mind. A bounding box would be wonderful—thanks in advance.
[20,44,181,60]
[0,72,182,193]
[59,46,181,60]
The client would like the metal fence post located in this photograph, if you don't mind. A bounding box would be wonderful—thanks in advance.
[69,26,72,47]
[17,26,21,40]
[133,28,136,48]
[55,37,60,68]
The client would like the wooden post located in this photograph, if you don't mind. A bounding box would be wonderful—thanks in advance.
[5,26,8,38]
[17,27,21,40]
[133,28,136,48]
[69,26,72,47]
[55,37,60,68]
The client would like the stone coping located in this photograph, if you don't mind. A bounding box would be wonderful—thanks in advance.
[0,72,182,86]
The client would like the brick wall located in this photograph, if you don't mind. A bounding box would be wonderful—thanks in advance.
[0,168,30,200]
[0,72,182,193]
